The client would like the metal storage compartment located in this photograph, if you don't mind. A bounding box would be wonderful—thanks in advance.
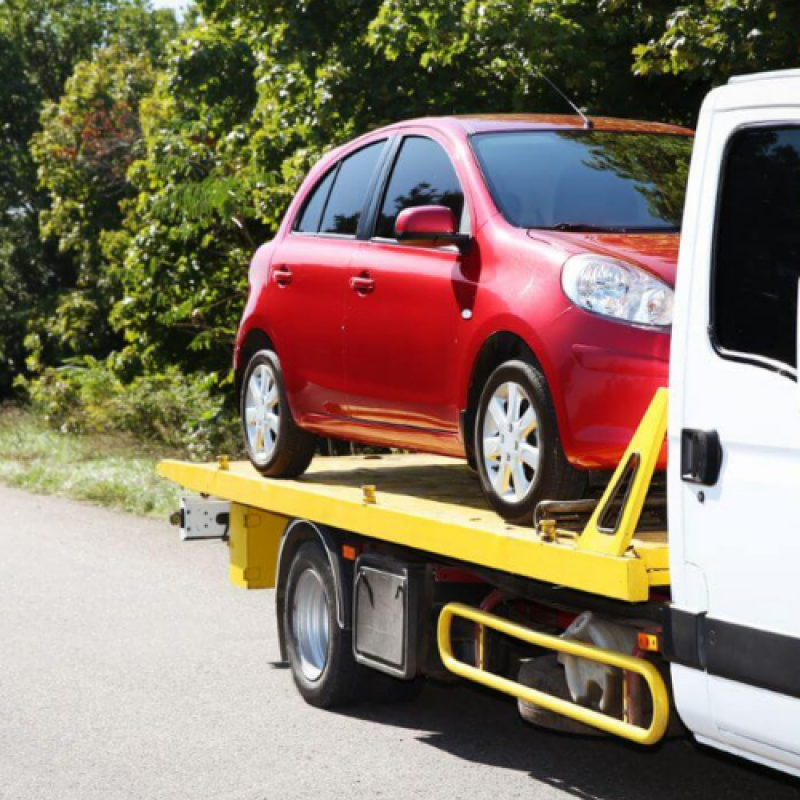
[353,554,423,679]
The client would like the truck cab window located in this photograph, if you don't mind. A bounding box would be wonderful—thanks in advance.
[712,126,800,373]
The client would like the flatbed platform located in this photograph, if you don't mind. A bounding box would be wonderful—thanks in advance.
[157,452,669,603]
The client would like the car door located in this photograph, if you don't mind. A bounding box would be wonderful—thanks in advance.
[267,139,387,421]
[670,99,800,767]
[343,134,472,435]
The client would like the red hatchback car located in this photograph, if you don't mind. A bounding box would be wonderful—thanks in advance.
[235,114,692,522]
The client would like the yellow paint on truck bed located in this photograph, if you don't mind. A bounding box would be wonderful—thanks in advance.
[157,453,668,603]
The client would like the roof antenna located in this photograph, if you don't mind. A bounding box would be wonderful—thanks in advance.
[535,68,593,129]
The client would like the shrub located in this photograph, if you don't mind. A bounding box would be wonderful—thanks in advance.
[18,358,241,460]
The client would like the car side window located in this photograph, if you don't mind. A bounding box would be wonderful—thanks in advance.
[375,136,466,240]
[319,141,385,236]
[712,126,800,374]
[294,168,336,233]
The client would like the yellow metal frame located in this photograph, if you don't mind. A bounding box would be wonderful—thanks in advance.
[576,388,669,558]
[438,602,670,746]
[157,390,669,602]
[227,504,288,589]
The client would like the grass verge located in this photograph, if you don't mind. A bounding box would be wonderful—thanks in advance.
[0,406,182,518]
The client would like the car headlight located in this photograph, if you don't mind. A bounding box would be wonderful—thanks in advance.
[561,254,673,328]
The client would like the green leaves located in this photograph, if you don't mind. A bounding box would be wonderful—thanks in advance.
[4,0,800,424]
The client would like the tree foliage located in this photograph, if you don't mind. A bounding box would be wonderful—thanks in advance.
[1,0,799,430]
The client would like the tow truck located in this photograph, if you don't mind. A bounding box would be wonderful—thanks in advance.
[159,70,800,778]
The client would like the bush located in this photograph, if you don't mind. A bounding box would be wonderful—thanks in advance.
[18,358,241,460]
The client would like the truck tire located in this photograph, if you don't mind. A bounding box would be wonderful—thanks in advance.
[283,542,364,708]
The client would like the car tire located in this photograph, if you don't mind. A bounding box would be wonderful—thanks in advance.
[283,542,365,708]
[474,359,586,524]
[240,349,317,478]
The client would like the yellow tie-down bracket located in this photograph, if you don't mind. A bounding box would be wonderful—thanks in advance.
[438,602,670,746]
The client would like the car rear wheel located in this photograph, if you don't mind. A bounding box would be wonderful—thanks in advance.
[474,359,586,524]
[241,349,317,478]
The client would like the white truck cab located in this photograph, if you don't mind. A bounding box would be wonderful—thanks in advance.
[669,68,800,777]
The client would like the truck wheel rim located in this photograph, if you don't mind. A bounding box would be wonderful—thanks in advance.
[244,363,280,463]
[482,381,540,504]
[292,568,329,681]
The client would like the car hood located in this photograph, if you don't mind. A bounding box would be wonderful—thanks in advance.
[526,230,680,286]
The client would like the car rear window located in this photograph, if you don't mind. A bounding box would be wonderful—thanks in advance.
[319,141,385,236]
[471,130,692,232]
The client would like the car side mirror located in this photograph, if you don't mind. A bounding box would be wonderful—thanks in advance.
[395,205,471,253]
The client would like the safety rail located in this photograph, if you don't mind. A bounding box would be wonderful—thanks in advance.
[437,602,670,746]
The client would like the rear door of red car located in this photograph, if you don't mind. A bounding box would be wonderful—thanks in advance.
[268,139,388,422]
[343,133,472,434]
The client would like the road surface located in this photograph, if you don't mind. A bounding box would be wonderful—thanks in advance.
[1,485,799,799]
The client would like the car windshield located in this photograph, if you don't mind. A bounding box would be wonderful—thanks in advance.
[471,130,692,232]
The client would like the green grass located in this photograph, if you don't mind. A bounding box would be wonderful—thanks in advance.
[0,407,182,518]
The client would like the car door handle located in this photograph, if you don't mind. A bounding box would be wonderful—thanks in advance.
[349,275,375,294]
[272,266,293,286]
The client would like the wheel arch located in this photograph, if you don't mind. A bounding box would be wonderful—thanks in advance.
[275,519,353,662]
[235,327,275,397]
[462,331,541,454]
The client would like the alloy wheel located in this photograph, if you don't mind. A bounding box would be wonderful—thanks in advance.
[244,363,280,463]
[481,380,540,504]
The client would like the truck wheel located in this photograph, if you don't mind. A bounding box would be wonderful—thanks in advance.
[241,349,317,478]
[475,359,586,524]
[283,542,363,708]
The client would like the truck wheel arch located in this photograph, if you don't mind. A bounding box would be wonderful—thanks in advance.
[275,519,353,663]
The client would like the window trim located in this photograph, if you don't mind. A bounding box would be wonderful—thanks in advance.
[289,138,391,239]
[708,121,800,383]
[367,134,468,244]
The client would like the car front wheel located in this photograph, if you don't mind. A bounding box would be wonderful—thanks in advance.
[474,359,586,524]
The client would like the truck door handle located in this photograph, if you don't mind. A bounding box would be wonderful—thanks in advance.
[681,429,723,486]
[349,275,375,295]
[272,266,292,286]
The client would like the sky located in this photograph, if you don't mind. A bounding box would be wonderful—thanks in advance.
[151,0,190,15]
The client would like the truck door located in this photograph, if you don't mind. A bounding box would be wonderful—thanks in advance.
[670,85,800,771]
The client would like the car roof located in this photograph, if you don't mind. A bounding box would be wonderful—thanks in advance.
[373,113,692,137]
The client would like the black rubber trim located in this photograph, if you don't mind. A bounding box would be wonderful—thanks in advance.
[358,136,400,240]
[664,607,800,699]
[662,607,706,670]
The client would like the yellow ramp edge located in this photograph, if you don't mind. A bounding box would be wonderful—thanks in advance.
[157,453,668,603]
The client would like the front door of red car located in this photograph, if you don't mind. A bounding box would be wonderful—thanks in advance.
[268,140,387,421]
[343,135,471,435]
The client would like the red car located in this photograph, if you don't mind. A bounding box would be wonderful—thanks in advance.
[235,114,692,522]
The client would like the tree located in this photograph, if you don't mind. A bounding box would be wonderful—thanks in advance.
[0,0,177,393]
[634,1,800,85]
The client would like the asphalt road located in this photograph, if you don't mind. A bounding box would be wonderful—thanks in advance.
[2,485,800,800]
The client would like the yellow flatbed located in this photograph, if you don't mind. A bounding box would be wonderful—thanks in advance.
[157,390,672,745]
[158,410,669,603]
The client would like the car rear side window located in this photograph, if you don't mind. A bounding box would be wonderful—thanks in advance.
[294,168,336,233]
[376,137,465,239]
[319,141,385,236]
[712,126,800,374]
